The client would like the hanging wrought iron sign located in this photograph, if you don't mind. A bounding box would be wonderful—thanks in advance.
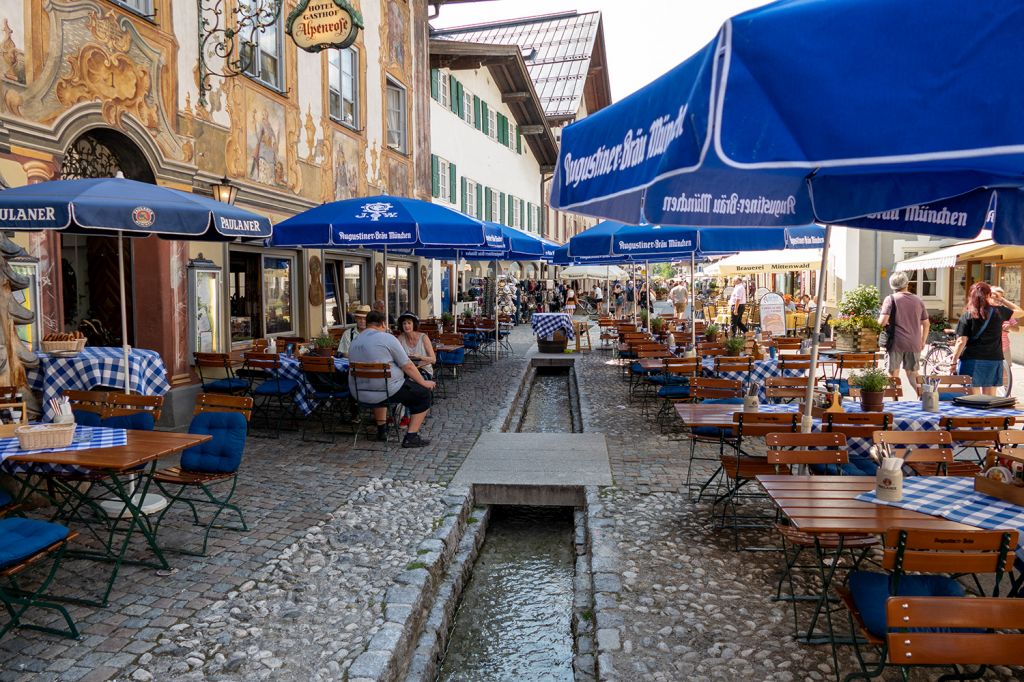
[286,0,363,52]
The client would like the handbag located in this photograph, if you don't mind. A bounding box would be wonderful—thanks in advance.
[879,295,898,350]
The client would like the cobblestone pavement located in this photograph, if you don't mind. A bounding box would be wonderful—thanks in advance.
[0,328,536,682]
[576,344,1022,681]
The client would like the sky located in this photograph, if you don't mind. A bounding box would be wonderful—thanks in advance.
[431,0,775,102]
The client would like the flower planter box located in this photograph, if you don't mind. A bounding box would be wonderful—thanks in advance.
[835,329,879,352]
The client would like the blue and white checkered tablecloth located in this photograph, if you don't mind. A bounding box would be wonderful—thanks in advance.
[0,426,128,475]
[701,358,803,401]
[531,313,575,341]
[856,476,1024,561]
[28,347,170,422]
[758,401,1024,469]
[277,355,349,415]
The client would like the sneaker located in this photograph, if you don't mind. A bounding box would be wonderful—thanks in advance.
[375,425,388,442]
[399,416,411,427]
[402,433,431,448]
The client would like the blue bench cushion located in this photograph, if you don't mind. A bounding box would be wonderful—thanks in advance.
[254,379,299,396]
[101,412,155,431]
[810,455,878,477]
[848,571,964,639]
[73,410,102,427]
[658,385,691,399]
[939,392,962,402]
[0,488,11,507]
[181,411,247,474]
[0,518,69,570]
[205,377,249,393]
[439,349,465,365]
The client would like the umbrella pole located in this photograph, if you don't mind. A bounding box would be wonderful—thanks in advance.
[646,260,651,330]
[632,265,637,327]
[691,250,696,349]
[454,251,460,333]
[118,232,131,395]
[801,224,832,433]
[493,259,499,362]
[383,245,389,327]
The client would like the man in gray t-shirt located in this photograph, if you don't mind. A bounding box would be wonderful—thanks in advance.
[878,272,929,396]
[348,312,436,447]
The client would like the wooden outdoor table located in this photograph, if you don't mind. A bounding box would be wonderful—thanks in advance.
[757,475,974,535]
[674,403,744,429]
[6,429,211,607]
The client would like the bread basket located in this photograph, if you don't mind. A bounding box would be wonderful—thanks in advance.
[42,337,87,353]
[15,423,76,450]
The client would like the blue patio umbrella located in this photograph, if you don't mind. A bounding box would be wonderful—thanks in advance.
[0,177,272,393]
[552,0,1024,233]
[269,195,497,321]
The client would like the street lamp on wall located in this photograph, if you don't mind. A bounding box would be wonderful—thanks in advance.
[211,176,237,205]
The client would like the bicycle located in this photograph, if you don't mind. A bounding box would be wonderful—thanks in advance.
[922,328,1013,397]
[576,296,598,318]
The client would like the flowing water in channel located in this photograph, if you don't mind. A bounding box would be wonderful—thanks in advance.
[436,506,576,682]
[517,367,577,433]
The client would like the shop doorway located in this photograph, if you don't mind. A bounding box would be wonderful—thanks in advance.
[324,257,367,326]
[387,263,413,317]
[59,130,153,346]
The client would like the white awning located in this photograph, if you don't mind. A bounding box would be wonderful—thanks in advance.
[712,250,822,276]
[557,265,626,279]
[894,238,994,271]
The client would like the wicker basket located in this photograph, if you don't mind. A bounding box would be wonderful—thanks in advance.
[42,338,87,353]
[15,423,75,450]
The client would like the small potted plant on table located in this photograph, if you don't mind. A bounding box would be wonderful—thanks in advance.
[704,323,721,342]
[312,334,336,357]
[724,336,746,356]
[850,367,890,412]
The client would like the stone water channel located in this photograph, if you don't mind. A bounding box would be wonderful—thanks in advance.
[436,362,587,680]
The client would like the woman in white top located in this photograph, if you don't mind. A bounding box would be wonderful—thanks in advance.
[396,313,436,379]
[564,287,577,315]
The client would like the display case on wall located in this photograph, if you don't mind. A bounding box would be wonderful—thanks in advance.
[10,259,41,351]
[187,258,223,359]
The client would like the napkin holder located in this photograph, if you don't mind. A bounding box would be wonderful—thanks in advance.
[876,456,904,502]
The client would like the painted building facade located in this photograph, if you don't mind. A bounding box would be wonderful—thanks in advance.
[0,0,432,419]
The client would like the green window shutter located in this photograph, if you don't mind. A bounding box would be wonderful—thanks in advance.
[430,69,439,100]
[477,183,484,219]
[460,177,467,213]
[485,187,492,219]
[430,155,439,198]
[495,114,505,144]
[481,101,489,135]
[527,202,533,229]
[517,128,522,154]
[448,163,457,203]
[508,194,514,223]
[499,192,506,224]
[473,95,481,130]
[519,199,525,226]
[449,76,457,112]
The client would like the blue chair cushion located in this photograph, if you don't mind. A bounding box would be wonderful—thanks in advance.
[647,374,687,386]
[439,349,465,365]
[0,488,11,507]
[101,412,155,431]
[205,377,249,393]
[848,571,965,639]
[691,398,742,438]
[254,379,299,396]
[810,455,878,477]
[73,410,102,427]
[180,411,247,474]
[939,392,961,402]
[657,385,691,399]
[0,518,69,570]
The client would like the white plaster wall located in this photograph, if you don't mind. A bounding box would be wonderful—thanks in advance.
[362,0,383,187]
[172,0,199,112]
[429,67,543,222]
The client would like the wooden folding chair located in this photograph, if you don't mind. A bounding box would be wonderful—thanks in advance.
[242,352,298,438]
[873,430,979,477]
[298,355,351,442]
[193,352,248,395]
[647,357,700,424]
[773,337,804,353]
[827,352,879,395]
[766,432,879,640]
[766,376,820,403]
[915,374,972,400]
[63,389,109,418]
[838,529,1016,681]
[713,356,753,376]
[349,362,401,445]
[943,416,1015,464]
[683,378,744,502]
[153,394,253,556]
[778,353,812,373]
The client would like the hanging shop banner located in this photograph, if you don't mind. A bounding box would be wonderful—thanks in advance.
[287,0,363,52]
[759,292,786,336]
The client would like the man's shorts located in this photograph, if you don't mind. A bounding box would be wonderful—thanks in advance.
[887,350,920,372]
[391,379,432,414]
[674,301,686,313]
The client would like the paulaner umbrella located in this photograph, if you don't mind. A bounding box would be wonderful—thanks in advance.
[0,177,273,394]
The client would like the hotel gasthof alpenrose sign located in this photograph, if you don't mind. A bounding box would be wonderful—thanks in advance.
[286,0,363,52]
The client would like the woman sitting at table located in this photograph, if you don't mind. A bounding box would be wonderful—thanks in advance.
[396,312,435,380]
[951,282,1024,395]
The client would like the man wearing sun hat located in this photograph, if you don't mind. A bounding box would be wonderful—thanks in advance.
[337,304,370,357]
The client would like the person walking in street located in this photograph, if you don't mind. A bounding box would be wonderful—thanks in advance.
[612,280,624,317]
[728,277,748,336]
[951,282,1024,395]
[348,311,435,447]
[877,272,929,396]
[992,286,1019,393]
[669,279,688,321]
[564,285,577,316]
[625,280,635,317]
[593,283,604,314]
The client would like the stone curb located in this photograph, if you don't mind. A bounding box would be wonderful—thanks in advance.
[402,503,491,682]
[572,504,597,682]
[586,485,621,682]
[347,485,474,682]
